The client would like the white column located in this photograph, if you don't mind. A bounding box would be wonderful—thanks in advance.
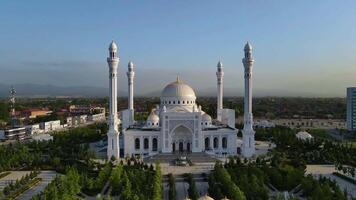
[218,135,222,151]
[242,42,255,158]
[107,41,120,160]
[210,136,213,151]
[127,61,135,123]
[149,136,152,154]
[216,61,224,121]
[140,136,144,154]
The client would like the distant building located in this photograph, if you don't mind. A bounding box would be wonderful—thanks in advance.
[347,87,356,131]
[22,108,52,119]
[40,120,61,132]
[66,114,89,127]
[0,127,26,140]
[88,113,106,122]
[254,120,276,128]
[237,117,345,129]
[68,105,105,115]
[25,124,42,135]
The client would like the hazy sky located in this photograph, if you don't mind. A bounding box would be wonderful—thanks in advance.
[1,0,356,97]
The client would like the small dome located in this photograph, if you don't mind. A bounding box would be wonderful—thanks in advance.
[147,112,159,122]
[296,131,313,140]
[202,113,212,122]
[198,194,214,200]
[161,77,196,99]
[244,42,252,51]
[109,41,118,51]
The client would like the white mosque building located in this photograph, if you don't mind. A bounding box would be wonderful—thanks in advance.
[106,41,256,159]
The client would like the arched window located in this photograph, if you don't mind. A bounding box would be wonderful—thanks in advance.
[205,137,210,150]
[169,101,171,104]
[144,138,149,149]
[222,137,227,149]
[173,101,175,104]
[213,137,218,149]
[135,138,140,150]
[178,100,180,104]
[182,101,185,104]
[152,138,158,151]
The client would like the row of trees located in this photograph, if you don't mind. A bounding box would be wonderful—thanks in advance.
[301,175,346,200]
[255,126,356,167]
[32,167,81,200]
[168,173,176,200]
[208,162,246,200]
[1,170,39,197]
[225,159,269,200]
[110,162,161,200]
[184,173,199,200]
[221,156,348,200]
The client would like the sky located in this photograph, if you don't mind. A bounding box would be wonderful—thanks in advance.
[1,0,356,97]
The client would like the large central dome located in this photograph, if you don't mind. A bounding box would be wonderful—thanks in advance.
[161,77,196,98]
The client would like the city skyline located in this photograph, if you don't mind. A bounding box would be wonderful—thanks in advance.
[1,0,356,97]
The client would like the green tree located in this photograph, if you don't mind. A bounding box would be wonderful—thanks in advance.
[110,164,124,195]
[152,162,162,200]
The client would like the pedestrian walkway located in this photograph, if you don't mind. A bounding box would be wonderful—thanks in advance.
[16,171,57,200]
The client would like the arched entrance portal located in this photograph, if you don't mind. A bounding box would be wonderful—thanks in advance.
[171,125,193,153]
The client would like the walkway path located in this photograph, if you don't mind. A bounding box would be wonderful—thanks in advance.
[0,171,30,191]
[16,171,57,200]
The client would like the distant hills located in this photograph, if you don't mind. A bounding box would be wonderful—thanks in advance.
[0,83,342,98]
[0,83,116,98]
[0,83,242,98]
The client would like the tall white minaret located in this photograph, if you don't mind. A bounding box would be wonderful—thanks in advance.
[242,42,255,158]
[107,41,120,159]
[216,61,224,121]
[127,61,135,122]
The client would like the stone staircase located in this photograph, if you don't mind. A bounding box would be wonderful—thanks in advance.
[145,152,218,163]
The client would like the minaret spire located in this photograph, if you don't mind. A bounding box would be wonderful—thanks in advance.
[107,40,120,159]
[242,41,255,158]
[127,60,135,123]
[216,61,224,121]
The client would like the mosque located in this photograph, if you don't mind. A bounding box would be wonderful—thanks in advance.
[106,41,256,159]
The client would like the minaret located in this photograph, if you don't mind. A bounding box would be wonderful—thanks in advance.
[9,86,16,128]
[107,41,120,159]
[127,61,135,122]
[216,61,224,121]
[242,42,255,157]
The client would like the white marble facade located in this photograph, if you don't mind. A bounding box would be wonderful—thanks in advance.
[123,77,237,157]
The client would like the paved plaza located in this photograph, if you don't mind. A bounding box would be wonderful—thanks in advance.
[306,165,356,198]
[0,171,31,191]
[17,171,57,200]
[0,171,57,200]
